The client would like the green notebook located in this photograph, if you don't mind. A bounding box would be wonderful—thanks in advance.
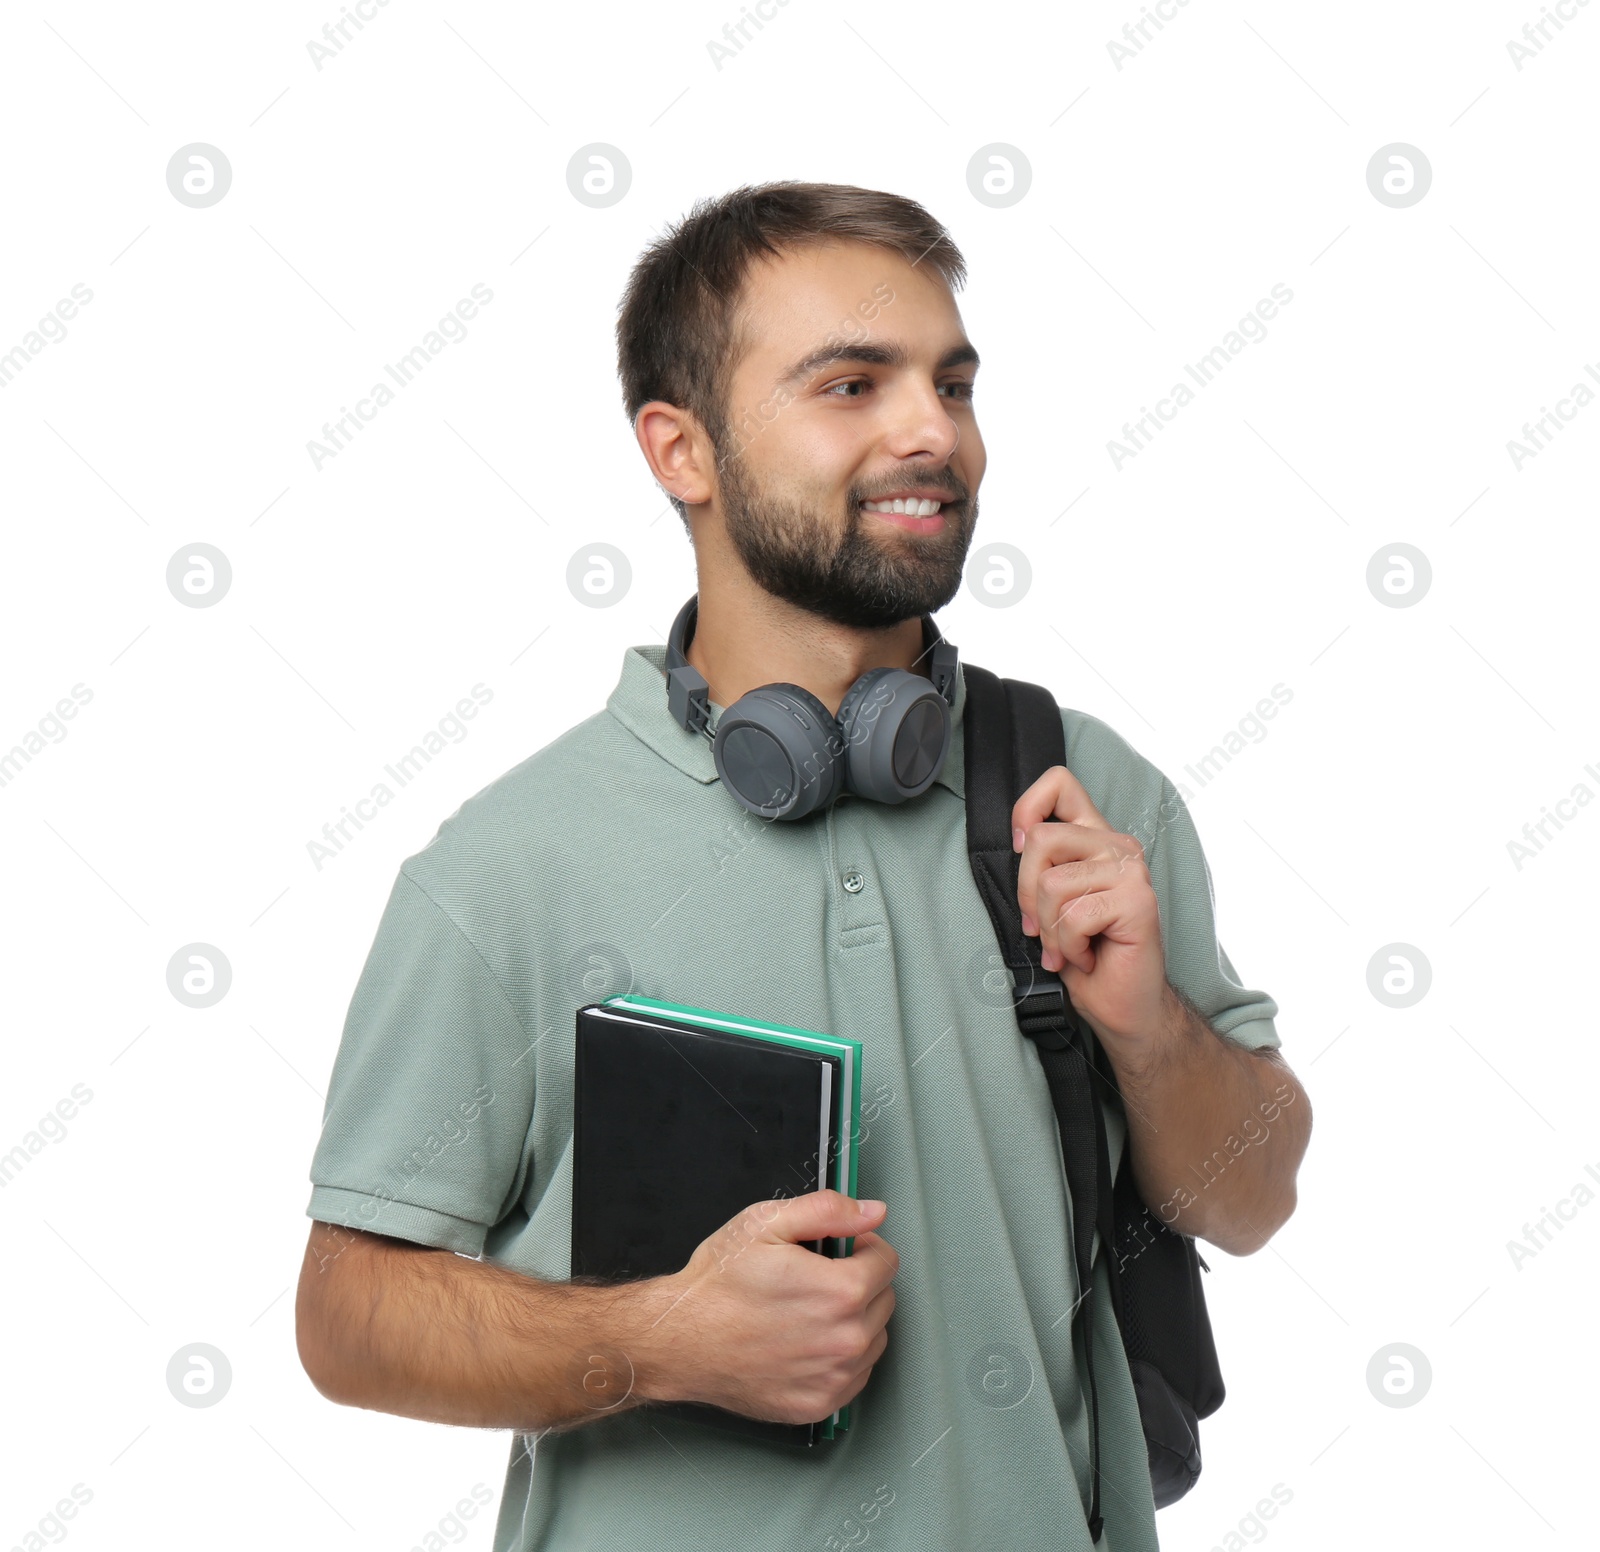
[601,993,864,1438]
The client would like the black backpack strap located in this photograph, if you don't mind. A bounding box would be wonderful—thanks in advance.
[962,664,1113,1545]
[964,664,1226,1515]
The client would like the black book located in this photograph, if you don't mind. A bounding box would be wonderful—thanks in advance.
[571,994,863,1446]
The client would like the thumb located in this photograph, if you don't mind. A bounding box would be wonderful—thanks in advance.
[748,1188,885,1246]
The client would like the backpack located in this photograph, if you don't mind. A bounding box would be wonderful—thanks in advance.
[961,664,1226,1542]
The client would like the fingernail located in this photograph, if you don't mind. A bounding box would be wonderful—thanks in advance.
[859,1199,885,1217]
[1013,827,1025,852]
[1022,913,1036,936]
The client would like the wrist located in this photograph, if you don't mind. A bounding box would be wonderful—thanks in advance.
[624,1273,701,1407]
[1103,984,1192,1088]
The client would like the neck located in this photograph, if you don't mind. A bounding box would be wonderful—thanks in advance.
[685,574,930,717]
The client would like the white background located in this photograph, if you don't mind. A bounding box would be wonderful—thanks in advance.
[2,1,1595,1547]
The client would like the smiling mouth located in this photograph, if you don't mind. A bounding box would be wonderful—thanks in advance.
[861,496,948,517]
[859,496,955,534]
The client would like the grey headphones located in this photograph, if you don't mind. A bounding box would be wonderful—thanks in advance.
[665,593,960,822]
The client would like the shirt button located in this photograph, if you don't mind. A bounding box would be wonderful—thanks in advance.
[842,870,865,894]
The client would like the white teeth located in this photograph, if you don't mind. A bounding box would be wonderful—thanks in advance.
[863,497,943,517]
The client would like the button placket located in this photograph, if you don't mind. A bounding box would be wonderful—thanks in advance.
[826,801,882,937]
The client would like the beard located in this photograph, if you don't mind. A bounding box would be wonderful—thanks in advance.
[713,440,978,631]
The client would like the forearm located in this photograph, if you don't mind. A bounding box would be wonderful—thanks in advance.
[296,1224,691,1433]
[1108,986,1311,1255]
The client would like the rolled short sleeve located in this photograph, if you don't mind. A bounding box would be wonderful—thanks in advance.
[305,862,538,1257]
[1146,776,1282,1053]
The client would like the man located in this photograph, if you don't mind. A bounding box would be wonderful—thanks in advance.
[295,180,1311,1552]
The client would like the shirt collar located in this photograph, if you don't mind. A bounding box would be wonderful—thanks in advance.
[606,640,967,802]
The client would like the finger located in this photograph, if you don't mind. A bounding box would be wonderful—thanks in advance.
[844,1327,890,1404]
[862,1282,896,1336]
[1010,764,1112,851]
[1017,826,1144,941]
[1033,857,1131,963]
[1046,883,1155,974]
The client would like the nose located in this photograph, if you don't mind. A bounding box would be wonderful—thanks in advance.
[879,379,963,466]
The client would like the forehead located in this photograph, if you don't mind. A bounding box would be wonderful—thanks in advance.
[729,240,965,369]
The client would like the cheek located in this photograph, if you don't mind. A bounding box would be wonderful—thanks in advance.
[791,440,870,513]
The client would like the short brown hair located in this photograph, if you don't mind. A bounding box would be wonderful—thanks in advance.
[614,180,967,532]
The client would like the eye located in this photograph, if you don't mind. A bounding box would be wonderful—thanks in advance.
[821,379,976,400]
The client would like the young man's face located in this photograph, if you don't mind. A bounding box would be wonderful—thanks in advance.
[707,239,985,631]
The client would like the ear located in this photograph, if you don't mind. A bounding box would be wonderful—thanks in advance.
[635,400,713,507]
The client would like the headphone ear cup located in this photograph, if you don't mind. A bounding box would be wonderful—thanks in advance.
[836,668,952,804]
[711,683,845,821]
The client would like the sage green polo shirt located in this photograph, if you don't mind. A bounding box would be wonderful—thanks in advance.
[305,639,1282,1552]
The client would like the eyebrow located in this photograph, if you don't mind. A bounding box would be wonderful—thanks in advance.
[776,339,981,390]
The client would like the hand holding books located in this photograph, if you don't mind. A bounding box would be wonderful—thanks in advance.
[646,1189,898,1430]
